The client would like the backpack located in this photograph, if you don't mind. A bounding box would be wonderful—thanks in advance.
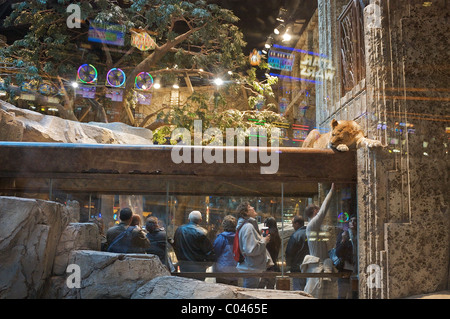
[232,222,247,263]
[107,226,135,253]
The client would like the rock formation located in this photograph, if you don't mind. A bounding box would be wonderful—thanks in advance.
[0,100,153,144]
[0,196,313,299]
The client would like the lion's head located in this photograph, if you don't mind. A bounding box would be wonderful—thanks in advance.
[329,119,363,150]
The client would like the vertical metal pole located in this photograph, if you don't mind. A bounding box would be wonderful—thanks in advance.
[49,179,52,201]
[281,182,284,276]
[89,193,92,218]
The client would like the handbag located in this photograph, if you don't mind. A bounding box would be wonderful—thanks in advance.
[328,248,344,271]
[266,249,274,268]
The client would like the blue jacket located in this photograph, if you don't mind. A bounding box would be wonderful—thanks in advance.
[213,231,238,273]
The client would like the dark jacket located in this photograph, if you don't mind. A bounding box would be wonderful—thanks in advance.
[266,228,281,271]
[174,222,216,264]
[106,222,150,253]
[285,226,309,272]
[146,228,167,263]
[335,231,354,265]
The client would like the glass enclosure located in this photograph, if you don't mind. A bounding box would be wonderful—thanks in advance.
[0,142,357,298]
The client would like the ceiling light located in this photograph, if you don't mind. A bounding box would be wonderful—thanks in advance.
[282,32,292,42]
[282,27,292,42]
[274,24,285,35]
[214,78,224,86]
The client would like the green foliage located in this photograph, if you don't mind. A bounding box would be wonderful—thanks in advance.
[0,0,284,133]
[154,92,287,146]
[0,0,247,92]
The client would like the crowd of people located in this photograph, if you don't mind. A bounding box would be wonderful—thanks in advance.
[102,183,358,298]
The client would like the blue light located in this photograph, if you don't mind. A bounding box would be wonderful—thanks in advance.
[269,73,322,85]
[272,44,328,58]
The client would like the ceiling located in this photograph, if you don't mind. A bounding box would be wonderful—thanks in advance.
[210,0,318,54]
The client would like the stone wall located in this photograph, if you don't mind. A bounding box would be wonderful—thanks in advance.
[0,197,71,298]
[316,0,449,298]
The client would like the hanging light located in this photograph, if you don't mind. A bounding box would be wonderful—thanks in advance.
[274,24,285,35]
[265,36,273,49]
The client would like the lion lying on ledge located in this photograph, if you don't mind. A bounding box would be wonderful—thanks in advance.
[302,119,382,152]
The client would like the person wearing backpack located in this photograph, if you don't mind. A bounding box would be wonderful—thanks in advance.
[106,207,150,254]
[235,202,270,288]
[213,215,239,286]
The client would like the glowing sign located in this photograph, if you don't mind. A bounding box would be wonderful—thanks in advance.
[300,54,335,80]
[292,124,309,142]
[338,212,349,223]
[106,68,126,87]
[88,21,125,46]
[76,85,96,99]
[105,88,123,101]
[268,50,294,71]
[249,49,262,66]
[131,30,156,51]
[77,64,98,84]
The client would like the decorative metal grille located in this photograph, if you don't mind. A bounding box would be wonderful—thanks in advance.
[339,0,366,96]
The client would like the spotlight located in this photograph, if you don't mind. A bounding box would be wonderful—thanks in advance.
[214,78,224,86]
[265,36,274,49]
[173,78,180,89]
[274,24,285,35]
[282,27,292,42]
[71,82,78,88]
[276,7,288,22]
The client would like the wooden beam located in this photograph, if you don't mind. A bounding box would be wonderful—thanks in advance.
[184,72,194,93]
[0,142,357,195]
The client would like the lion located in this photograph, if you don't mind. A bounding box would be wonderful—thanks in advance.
[302,119,382,151]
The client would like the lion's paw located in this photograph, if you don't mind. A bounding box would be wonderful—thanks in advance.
[336,144,349,152]
[367,140,383,148]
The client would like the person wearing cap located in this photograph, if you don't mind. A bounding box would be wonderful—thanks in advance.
[173,210,216,279]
